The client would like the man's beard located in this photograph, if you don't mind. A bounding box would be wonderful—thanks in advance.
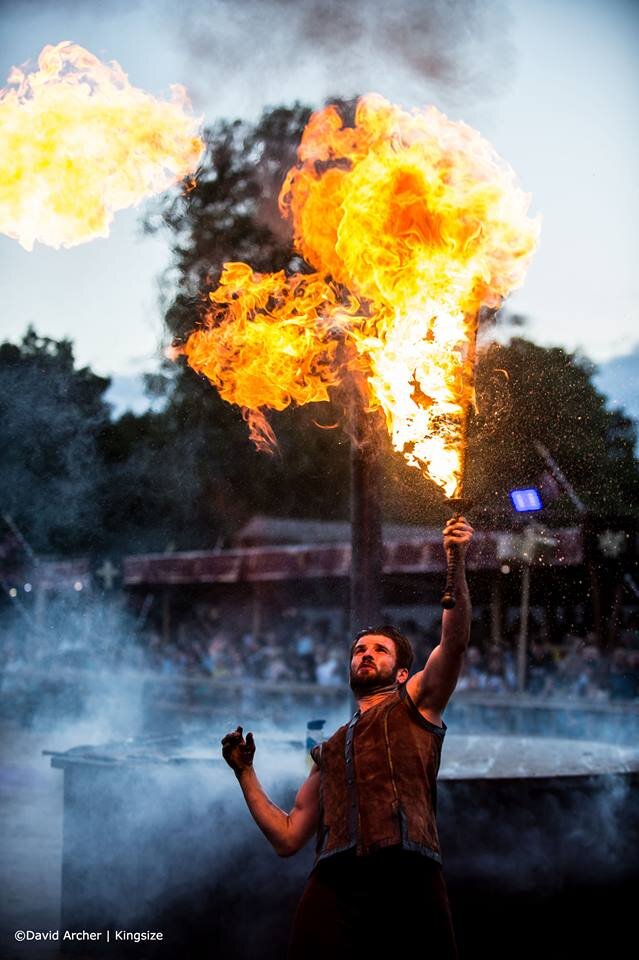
[349,662,399,695]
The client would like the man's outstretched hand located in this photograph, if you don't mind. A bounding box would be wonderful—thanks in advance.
[443,516,474,558]
[221,725,255,778]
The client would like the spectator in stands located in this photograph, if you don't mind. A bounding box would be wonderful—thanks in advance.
[484,648,508,694]
[502,647,517,691]
[242,634,267,679]
[554,636,585,697]
[455,645,486,691]
[262,644,294,682]
[202,631,232,676]
[294,619,317,682]
[527,640,556,696]
[160,646,181,676]
[578,640,608,699]
[629,651,639,699]
[315,644,344,686]
[608,648,637,701]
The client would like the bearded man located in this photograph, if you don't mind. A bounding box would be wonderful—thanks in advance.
[222,516,473,959]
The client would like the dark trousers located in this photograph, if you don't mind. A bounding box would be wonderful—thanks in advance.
[287,847,458,959]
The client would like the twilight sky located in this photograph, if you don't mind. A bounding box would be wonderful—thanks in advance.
[1,0,637,418]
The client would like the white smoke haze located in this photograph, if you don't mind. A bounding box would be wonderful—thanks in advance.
[0,0,514,114]
[2,590,639,960]
[1,591,342,959]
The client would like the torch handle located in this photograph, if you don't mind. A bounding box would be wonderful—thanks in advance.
[440,542,460,609]
[440,500,470,609]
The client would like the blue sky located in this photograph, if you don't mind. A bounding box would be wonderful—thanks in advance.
[1,0,637,422]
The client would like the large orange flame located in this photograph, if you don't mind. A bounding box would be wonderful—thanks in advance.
[0,42,204,250]
[184,95,539,497]
[185,262,358,451]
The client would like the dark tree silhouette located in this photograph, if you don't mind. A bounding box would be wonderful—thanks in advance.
[383,335,638,526]
[0,328,110,554]
[145,103,312,341]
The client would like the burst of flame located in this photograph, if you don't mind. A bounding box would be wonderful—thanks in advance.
[0,42,204,251]
[184,95,539,497]
[185,262,356,451]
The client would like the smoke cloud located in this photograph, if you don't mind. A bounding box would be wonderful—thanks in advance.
[2,589,637,958]
[173,0,514,116]
[2,624,638,960]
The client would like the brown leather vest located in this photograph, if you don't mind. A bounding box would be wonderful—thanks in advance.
[310,684,446,865]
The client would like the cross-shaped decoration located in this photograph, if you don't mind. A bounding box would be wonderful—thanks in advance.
[96,559,119,590]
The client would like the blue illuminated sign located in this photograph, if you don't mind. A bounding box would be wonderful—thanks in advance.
[509,488,543,512]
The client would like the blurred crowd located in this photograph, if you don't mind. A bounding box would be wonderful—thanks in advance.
[142,609,347,687]
[2,601,638,702]
[456,634,639,701]
[136,604,639,702]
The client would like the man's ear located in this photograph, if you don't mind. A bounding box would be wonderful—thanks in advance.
[397,667,409,684]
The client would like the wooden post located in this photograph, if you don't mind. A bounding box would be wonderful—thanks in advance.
[607,581,624,648]
[252,582,263,640]
[162,589,172,647]
[490,577,503,647]
[517,561,531,693]
[350,405,384,636]
[588,561,603,644]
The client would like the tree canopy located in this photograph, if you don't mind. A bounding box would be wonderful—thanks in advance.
[0,328,110,555]
[144,103,312,341]
[469,338,638,523]
[378,335,638,526]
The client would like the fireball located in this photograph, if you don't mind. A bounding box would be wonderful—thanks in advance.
[0,42,204,250]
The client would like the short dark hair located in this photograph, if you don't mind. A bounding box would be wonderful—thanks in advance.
[350,624,414,672]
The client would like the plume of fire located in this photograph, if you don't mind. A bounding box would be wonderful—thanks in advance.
[184,95,539,498]
[0,42,204,251]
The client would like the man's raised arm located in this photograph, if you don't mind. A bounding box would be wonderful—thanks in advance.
[221,726,320,857]
[406,517,473,722]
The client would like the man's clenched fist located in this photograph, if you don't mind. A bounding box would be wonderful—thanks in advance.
[221,725,255,777]
[443,516,473,558]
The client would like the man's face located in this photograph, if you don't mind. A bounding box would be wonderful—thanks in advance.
[349,634,406,692]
